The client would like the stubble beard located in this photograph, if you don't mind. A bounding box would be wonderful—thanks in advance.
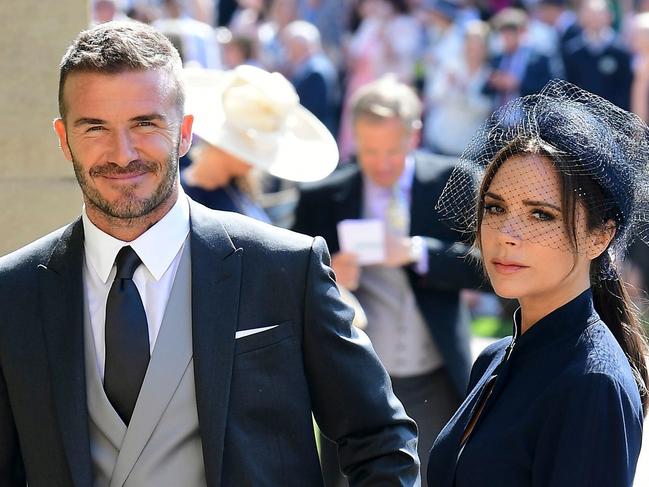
[70,145,179,223]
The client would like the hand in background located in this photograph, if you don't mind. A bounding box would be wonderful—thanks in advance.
[331,252,361,290]
[383,233,415,268]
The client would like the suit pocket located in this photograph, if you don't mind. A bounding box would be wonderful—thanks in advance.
[234,320,296,355]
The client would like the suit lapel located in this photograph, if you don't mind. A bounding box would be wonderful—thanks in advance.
[38,219,93,487]
[189,202,242,487]
[329,167,363,252]
[334,167,363,221]
[409,155,431,237]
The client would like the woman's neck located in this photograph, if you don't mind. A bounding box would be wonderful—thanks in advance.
[518,281,591,334]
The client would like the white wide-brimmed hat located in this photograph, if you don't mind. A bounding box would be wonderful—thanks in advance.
[182,65,339,182]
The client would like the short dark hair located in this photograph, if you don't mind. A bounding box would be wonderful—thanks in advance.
[58,21,184,119]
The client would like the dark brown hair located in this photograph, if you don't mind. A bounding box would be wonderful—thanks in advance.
[58,21,184,119]
[476,136,649,415]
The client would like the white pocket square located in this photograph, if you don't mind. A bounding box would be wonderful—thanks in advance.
[235,325,279,339]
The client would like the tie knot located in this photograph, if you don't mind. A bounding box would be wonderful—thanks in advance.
[114,246,142,279]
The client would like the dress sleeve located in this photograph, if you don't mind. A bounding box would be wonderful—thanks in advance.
[531,372,643,487]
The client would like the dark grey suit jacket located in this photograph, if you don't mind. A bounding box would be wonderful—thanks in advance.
[293,153,486,395]
[0,199,419,487]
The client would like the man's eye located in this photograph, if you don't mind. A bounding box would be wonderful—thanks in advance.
[86,126,105,132]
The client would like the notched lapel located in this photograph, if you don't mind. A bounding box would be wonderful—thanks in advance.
[333,169,363,220]
[189,202,242,487]
[39,219,93,487]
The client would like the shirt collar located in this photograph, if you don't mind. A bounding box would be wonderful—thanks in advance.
[82,189,190,283]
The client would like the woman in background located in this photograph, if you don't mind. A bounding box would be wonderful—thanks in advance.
[423,20,493,156]
[180,64,338,224]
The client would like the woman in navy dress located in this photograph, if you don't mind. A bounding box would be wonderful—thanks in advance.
[428,80,649,486]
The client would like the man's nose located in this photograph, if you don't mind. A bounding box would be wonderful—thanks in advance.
[109,129,138,166]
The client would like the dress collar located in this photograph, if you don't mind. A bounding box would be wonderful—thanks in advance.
[82,189,190,283]
[511,288,599,356]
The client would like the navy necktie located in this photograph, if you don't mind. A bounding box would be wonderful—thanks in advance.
[104,246,150,425]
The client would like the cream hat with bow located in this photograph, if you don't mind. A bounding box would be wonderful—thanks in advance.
[182,65,339,182]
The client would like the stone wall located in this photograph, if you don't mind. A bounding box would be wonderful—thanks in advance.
[0,1,88,255]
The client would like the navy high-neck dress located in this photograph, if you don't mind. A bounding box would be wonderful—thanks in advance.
[427,289,643,486]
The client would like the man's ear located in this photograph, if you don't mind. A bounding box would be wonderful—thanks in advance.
[53,118,73,162]
[408,123,422,151]
[588,220,616,260]
[178,114,194,158]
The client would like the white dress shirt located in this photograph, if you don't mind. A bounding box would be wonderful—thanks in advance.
[82,192,190,379]
[362,155,427,273]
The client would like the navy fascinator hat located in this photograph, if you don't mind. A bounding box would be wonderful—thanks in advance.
[436,80,649,274]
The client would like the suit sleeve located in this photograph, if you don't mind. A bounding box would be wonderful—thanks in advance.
[520,54,553,96]
[0,361,26,486]
[531,373,643,486]
[302,237,420,486]
[297,73,329,122]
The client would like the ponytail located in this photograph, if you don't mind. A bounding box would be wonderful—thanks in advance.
[591,255,649,416]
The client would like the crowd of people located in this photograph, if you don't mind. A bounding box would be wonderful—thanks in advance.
[79,4,649,485]
[94,0,649,153]
[0,6,648,486]
[91,0,649,318]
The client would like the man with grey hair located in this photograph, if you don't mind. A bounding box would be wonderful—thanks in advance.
[0,21,419,487]
[282,20,340,137]
[294,75,485,486]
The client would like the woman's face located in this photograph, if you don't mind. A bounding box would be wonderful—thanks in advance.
[479,154,594,311]
[464,34,488,65]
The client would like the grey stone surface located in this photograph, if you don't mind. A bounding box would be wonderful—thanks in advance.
[0,0,87,254]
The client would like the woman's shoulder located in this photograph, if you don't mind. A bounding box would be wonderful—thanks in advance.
[576,320,636,378]
[551,320,642,412]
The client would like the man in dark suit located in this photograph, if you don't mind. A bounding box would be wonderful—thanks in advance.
[484,8,554,108]
[563,0,632,110]
[282,20,341,138]
[0,21,419,487]
[293,76,485,486]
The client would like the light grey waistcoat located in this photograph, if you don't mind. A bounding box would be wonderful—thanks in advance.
[83,243,207,487]
[356,265,443,378]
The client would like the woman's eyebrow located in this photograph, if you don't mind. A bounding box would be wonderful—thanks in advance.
[484,191,503,201]
[523,200,561,212]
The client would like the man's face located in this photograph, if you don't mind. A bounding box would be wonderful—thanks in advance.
[499,27,522,53]
[54,69,193,222]
[354,117,417,188]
